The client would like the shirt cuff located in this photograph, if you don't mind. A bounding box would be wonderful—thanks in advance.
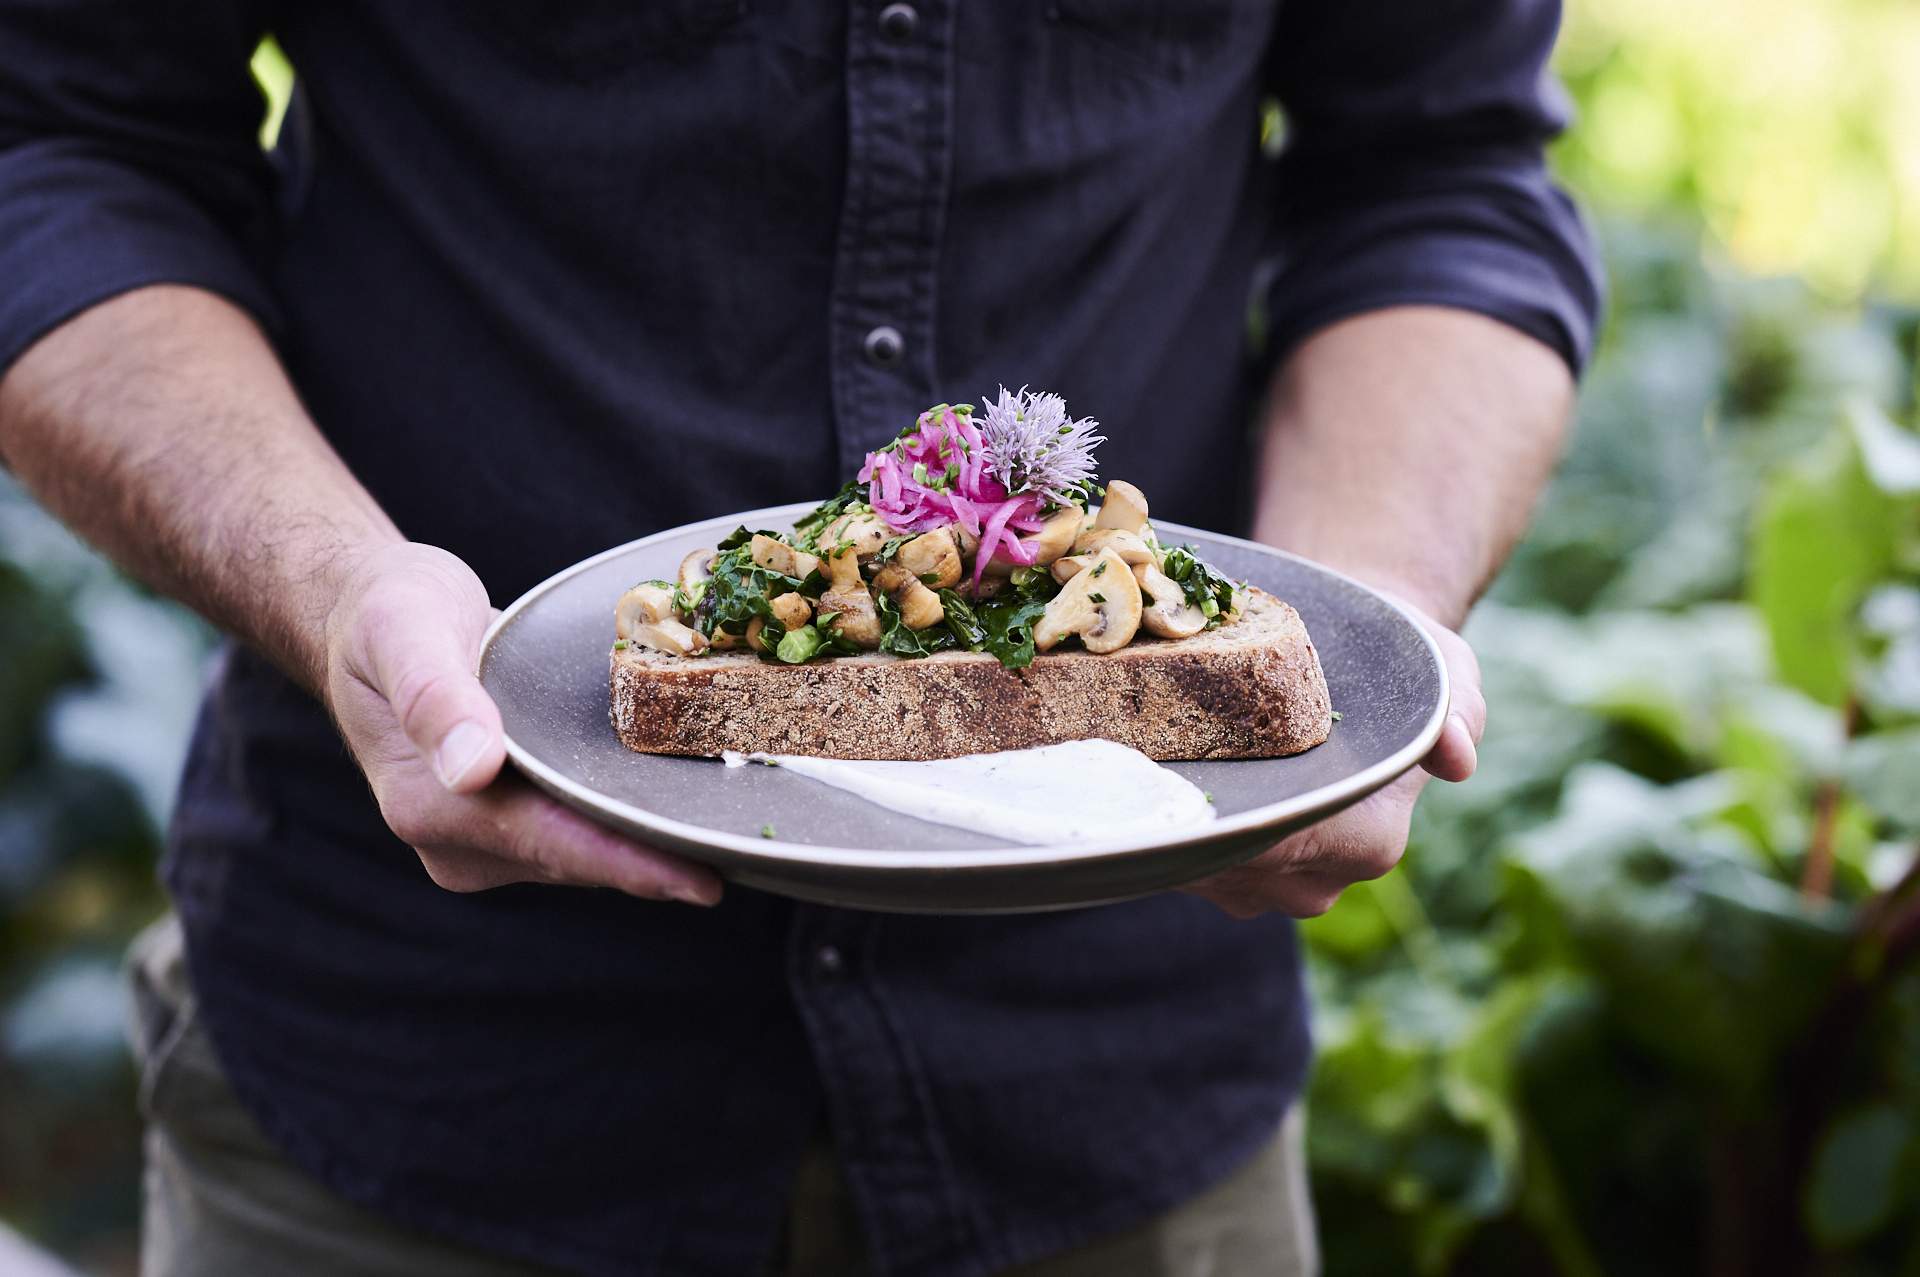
[0,140,280,378]
[1262,175,1604,378]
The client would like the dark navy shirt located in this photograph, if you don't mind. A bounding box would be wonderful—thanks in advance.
[0,3,1600,1274]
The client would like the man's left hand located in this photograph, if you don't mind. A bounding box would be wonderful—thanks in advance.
[1185,604,1485,918]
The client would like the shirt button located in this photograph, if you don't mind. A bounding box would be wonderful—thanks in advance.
[813,945,846,978]
[863,326,905,368]
[878,3,919,41]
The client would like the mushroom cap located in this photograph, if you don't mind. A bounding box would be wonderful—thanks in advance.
[1024,506,1084,566]
[769,591,813,629]
[750,533,821,582]
[821,511,892,560]
[678,549,716,593]
[1134,562,1207,639]
[873,562,946,630]
[631,617,708,656]
[1050,554,1092,584]
[615,582,676,639]
[1093,479,1149,534]
[1070,527,1154,565]
[824,546,864,589]
[897,527,965,589]
[820,587,882,647]
[1033,547,1143,654]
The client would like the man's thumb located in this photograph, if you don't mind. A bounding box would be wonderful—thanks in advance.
[357,570,507,794]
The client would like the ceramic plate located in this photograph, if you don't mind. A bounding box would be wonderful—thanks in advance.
[478,503,1447,913]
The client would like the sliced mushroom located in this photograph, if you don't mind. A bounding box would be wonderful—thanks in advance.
[636,621,707,656]
[750,534,821,581]
[873,561,945,630]
[1070,527,1154,565]
[1051,554,1093,584]
[1134,562,1207,639]
[1093,479,1148,533]
[1033,548,1142,654]
[819,549,882,648]
[677,549,716,608]
[982,504,1086,576]
[819,511,891,561]
[615,582,675,639]
[897,526,964,590]
[746,591,815,653]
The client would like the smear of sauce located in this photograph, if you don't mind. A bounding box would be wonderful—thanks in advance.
[723,739,1215,845]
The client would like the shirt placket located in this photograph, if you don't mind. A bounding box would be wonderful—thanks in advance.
[827,0,955,478]
[788,904,974,1275]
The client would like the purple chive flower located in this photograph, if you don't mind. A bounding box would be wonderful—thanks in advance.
[976,385,1105,507]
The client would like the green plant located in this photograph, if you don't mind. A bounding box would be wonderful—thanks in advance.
[1304,223,1920,1275]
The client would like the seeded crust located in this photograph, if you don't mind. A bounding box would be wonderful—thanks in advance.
[608,587,1329,761]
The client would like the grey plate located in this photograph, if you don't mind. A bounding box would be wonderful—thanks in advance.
[479,503,1447,914]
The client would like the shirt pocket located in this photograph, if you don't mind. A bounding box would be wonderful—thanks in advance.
[461,0,752,80]
[1047,0,1271,83]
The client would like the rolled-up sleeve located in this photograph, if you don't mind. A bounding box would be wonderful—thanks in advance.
[0,0,280,376]
[1261,0,1604,375]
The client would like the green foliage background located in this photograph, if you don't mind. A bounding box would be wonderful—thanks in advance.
[5,7,1920,1273]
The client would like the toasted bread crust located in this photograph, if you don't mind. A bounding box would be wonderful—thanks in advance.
[609,587,1329,761]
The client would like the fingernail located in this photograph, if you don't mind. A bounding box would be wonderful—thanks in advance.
[1449,713,1478,772]
[434,720,489,788]
[666,881,721,907]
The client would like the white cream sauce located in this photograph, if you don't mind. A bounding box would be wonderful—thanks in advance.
[723,739,1215,845]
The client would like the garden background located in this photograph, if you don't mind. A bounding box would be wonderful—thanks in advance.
[5,2,1920,1272]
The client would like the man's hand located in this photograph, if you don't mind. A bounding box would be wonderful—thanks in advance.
[0,290,722,907]
[1187,604,1485,918]
[1196,305,1573,920]
[324,542,723,904]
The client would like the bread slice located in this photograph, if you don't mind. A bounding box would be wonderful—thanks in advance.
[609,587,1329,761]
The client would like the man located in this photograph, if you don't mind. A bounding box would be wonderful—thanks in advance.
[0,2,1598,1274]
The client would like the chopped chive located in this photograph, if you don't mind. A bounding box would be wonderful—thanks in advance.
[1091,560,1107,577]
[1203,791,1214,803]
[613,639,629,650]
[1331,710,1343,721]
[1089,592,1105,604]
[760,823,776,839]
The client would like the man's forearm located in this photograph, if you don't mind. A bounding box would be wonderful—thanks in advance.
[1250,306,1574,627]
[0,286,403,693]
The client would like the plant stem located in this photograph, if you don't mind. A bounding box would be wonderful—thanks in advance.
[1799,696,1862,900]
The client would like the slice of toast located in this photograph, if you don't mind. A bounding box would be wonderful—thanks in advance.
[609,587,1330,761]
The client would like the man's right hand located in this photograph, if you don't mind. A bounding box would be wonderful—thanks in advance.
[323,541,723,905]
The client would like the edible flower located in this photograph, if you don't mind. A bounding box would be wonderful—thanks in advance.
[859,391,1105,596]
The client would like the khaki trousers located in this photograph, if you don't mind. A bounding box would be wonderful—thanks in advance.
[130,916,1318,1277]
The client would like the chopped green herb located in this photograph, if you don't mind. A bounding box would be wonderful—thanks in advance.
[1090,560,1107,577]
[760,823,776,839]
[775,624,828,664]
[792,480,867,548]
[612,639,629,651]
[1203,791,1214,803]
[1089,592,1105,604]
[912,461,930,486]
[1159,544,1238,627]
[1331,710,1343,721]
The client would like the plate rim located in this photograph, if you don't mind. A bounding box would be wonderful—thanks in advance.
[479,502,1450,870]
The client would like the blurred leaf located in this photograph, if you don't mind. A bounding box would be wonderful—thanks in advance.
[1805,1102,1914,1248]
[1850,398,1920,497]
[1843,729,1920,834]
[1753,430,1896,704]
[1509,765,1851,1108]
